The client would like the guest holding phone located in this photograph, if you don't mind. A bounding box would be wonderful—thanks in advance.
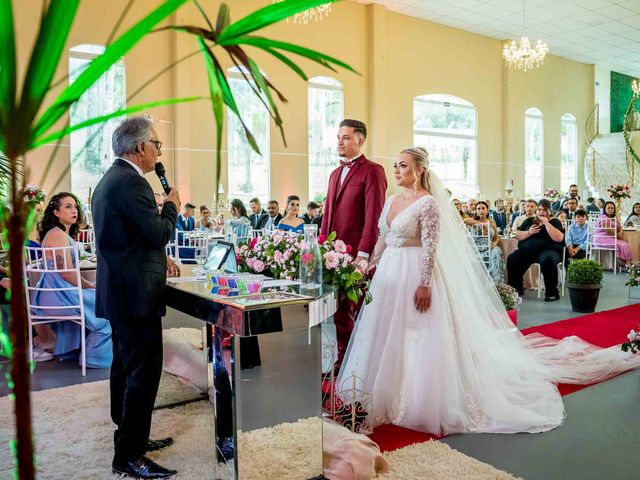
[507,199,565,301]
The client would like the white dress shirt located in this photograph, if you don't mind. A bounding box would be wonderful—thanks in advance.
[120,157,144,177]
[340,156,359,185]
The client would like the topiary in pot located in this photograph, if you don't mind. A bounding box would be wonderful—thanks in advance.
[567,259,604,313]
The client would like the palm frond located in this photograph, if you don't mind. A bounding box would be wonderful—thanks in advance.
[0,0,17,135]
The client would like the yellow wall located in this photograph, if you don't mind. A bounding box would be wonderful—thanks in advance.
[13,0,595,207]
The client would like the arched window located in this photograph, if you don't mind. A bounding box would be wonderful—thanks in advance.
[308,76,343,201]
[227,67,270,204]
[560,113,577,192]
[524,107,544,198]
[413,94,477,198]
[69,44,125,202]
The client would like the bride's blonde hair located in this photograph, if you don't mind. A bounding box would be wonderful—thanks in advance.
[400,147,431,192]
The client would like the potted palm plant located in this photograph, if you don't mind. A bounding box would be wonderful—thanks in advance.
[567,259,604,313]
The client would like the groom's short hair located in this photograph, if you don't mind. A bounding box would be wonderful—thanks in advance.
[340,119,367,140]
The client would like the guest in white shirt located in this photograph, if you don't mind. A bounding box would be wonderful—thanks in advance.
[625,202,640,228]
[512,199,538,232]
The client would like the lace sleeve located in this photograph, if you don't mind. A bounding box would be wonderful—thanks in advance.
[419,197,440,287]
[369,196,394,269]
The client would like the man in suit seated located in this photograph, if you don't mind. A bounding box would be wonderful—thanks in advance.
[490,199,507,233]
[562,197,578,220]
[257,200,283,231]
[302,201,320,224]
[248,197,266,230]
[176,203,195,231]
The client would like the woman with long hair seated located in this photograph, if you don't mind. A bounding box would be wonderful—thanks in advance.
[625,202,640,228]
[195,204,214,230]
[277,195,305,233]
[466,201,505,283]
[33,192,112,368]
[593,201,633,269]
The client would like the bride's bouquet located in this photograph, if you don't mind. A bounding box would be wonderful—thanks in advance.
[237,230,372,303]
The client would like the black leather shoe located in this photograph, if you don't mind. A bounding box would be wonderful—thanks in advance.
[112,456,177,479]
[145,437,174,452]
[544,295,560,302]
[217,437,234,463]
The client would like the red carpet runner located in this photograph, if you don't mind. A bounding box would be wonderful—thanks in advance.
[370,303,640,452]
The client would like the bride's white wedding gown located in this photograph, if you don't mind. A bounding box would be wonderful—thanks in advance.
[338,174,640,435]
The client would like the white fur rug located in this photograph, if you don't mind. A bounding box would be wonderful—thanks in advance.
[0,380,520,479]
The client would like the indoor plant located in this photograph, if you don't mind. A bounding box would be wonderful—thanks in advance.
[566,259,604,313]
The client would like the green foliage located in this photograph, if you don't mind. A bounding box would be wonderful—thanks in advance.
[567,259,604,285]
[611,70,638,134]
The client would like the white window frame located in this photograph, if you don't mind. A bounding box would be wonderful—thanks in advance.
[560,113,578,192]
[524,107,544,198]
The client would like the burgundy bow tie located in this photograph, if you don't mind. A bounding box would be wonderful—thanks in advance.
[340,159,356,168]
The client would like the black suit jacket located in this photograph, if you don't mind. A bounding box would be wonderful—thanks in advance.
[249,209,266,229]
[257,213,283,230]
[92,159,177,320]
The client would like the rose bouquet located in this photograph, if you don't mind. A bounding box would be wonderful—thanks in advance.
[607,184,631,200]
[544,188,560,201]
[237,230,372,303]
[20,184,47,203]
[622,326,640,354]
[625,264,640,288]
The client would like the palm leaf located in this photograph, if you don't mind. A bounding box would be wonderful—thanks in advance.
[259,47,308,81]
[32,96,205,147]
[199,37,225,200]
[217,0,338,43]
[32,0,189,144]
[0,0,16,134]
[16,0,80,142]
[221,36,357,74]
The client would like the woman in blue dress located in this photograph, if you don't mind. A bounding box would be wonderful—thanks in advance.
[34,192,112,368]
[277,195,305,234]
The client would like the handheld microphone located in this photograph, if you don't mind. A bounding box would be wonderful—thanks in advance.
[154,162,171,195]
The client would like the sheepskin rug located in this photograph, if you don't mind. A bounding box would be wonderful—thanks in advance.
[0,380,520,479]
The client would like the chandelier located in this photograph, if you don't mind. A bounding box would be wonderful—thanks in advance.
[272,1,332,24]
[503,0,548,71]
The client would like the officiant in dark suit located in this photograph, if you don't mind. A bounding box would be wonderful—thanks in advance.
[92,116,180,479]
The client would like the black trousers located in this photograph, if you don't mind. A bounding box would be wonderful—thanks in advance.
[566,245,586,266]
[507,248,562,297]
[109,315,163,464]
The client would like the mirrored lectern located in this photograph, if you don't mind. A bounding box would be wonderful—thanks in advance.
[166,268,336,480]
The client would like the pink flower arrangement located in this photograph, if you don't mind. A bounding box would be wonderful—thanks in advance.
[544,187,560,201]
[20,184,47,203]
[607,184,632,200]
[237,230,372,303]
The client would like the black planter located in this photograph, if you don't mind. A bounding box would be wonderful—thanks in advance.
[567,283,602,313]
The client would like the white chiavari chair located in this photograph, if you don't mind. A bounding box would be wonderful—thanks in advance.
[78,228,95,255]
[23,245,87,376]
[587,216,618,274]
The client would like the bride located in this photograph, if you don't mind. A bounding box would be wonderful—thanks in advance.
[338,146,640,435]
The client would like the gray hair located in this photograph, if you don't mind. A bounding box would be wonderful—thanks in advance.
[112,116,154,157]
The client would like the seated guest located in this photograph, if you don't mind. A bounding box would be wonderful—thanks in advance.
[490,199,507,233]
[563,197,578,220]
[507,199,565,301]
[257,200,283,231]
[596,198,605,213]
[625,202,640,228]
[594,201,633,269]
[510,200,527,226]
[555,210,568,228]
[278,195,305,233]
[227,199,251,236]
[176,202,196,231]
[468,201,504,283]
[565,209,589,265]
[33,192,112,368]
[195,204,214,230]
[466,198,478,218]
[302,201,320,224]
[553,184,580,213]
[585,197,600,214]
[248,197,266,230]
[453,198,467,219]
[512,199,537,232]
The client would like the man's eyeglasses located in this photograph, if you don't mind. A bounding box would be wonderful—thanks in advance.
[147,139,162,151]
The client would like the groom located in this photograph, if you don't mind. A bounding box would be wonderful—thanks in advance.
[321,119,387,366]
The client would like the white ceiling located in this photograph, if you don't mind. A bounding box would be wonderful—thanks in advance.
[354,0,640,77]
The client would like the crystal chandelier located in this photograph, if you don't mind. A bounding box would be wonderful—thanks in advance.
[503,0,548,71]
[272,1,332,24]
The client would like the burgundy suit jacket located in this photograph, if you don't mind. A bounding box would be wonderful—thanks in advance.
[321,154,387,256]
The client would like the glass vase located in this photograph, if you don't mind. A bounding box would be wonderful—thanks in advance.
[299,224,323,289]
